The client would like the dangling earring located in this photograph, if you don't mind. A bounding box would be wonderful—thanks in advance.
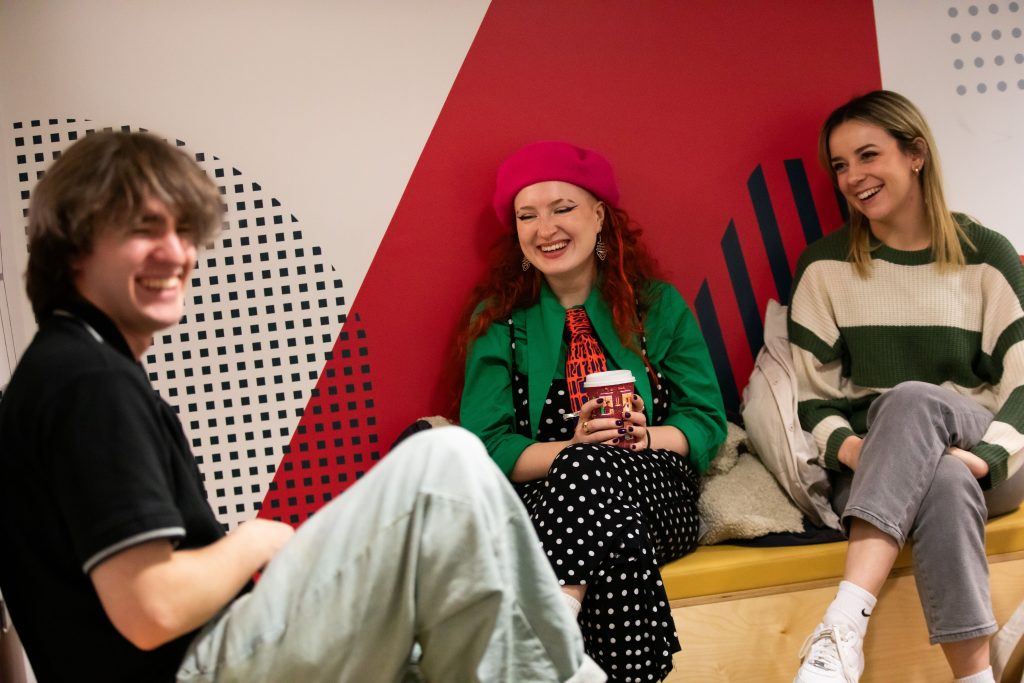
[521,255,532,271]
[595,233,608,261]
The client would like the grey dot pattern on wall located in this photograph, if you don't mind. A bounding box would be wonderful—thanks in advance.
[949,3,1024,95]
[9,119,350,530]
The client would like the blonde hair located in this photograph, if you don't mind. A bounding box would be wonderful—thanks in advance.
[26,131,222,321]
[817,90,971,276]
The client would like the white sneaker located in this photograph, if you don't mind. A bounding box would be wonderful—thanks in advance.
[794,622,864,683]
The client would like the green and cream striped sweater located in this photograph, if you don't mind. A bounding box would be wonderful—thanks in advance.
[788,215,1024,489]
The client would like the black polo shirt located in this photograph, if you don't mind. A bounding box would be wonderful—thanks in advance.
[0,300,225,682]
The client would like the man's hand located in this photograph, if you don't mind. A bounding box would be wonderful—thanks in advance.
[91,519,294,650]
[232,518,295,568]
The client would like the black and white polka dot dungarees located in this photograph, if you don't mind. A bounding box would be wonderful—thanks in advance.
[508,319,701,683]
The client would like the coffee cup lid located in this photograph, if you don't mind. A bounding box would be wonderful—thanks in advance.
[583,370,636,388]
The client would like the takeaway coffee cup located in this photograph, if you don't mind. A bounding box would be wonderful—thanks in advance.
[584,370,636,419]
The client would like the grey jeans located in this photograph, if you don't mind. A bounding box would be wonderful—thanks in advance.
[176,427,605,682]
[831,382,1024,644]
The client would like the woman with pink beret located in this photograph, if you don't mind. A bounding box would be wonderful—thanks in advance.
[456,141,727,682]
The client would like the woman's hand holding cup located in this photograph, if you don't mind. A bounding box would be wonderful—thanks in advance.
[572,395,649,449]
[575,371,649,450]
[621,394,649,450]
[572,397,621,444]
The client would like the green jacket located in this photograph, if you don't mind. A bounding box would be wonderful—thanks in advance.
[462,279,726,476]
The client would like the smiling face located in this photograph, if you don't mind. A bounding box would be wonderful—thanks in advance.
[828,119,926,234]
[514,181,605,296]
[72,195,196,358]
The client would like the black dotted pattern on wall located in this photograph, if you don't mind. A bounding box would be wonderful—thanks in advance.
[9,119,370,529]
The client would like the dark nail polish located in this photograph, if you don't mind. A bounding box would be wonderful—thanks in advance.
[628,427,634,433]
[633,394,640,400]
[612,438,619,444]
[623,412,631,419]
[618,428,626,434]
[615,420,623,426]
[596,397,604,404]
[631,444,637,450]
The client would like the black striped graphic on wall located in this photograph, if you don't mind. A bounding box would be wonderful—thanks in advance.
[693,159,839,416]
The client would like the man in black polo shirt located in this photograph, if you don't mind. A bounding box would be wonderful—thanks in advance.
[0,132,604,682]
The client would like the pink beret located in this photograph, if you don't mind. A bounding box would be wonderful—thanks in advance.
[492,141,619,228]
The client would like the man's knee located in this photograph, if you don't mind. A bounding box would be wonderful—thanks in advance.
[392,426,487,466]
[388,426,501,492]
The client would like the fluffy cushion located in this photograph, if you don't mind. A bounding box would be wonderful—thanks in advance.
[698,422,805,545]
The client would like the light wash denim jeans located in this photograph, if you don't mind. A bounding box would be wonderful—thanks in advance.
[176,427,605,682]
[832,381,1024,644]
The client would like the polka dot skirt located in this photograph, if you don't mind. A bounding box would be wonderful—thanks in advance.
[515,377,700,682]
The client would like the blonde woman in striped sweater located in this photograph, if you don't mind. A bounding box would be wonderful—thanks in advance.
[790,90,1024,683]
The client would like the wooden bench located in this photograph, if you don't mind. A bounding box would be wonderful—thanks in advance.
[661,506,1024,682]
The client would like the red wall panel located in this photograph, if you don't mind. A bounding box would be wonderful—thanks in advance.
[262,0,881,521]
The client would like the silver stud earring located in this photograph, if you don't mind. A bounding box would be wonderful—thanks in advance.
[595,233,608,261]
[521,255,531,271]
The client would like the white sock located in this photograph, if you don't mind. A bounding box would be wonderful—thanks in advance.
[822,580,877,639]
[954,666,995,683]
[562,592,581,619]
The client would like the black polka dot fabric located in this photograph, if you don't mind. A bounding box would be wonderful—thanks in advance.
[513,358,699,681]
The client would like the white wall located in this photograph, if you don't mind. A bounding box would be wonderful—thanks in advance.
[0,0,489,359]
[875,0,1024,243]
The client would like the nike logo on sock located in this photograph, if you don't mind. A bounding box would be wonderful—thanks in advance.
[861,609,872,617]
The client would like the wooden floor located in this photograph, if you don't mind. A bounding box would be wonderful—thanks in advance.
[663,552,1024,682]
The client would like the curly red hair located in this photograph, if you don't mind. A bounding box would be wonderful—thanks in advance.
[447,206,664,413]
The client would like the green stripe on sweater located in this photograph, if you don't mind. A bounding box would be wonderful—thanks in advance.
[798,395,876,433]
[995,385,1024,435]
[961,216,1024,292]
[789,321,842,365]
[987,321,1024,384]
[825,426,856,472]
[841,326,984,389]
[974,441,1009,489]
